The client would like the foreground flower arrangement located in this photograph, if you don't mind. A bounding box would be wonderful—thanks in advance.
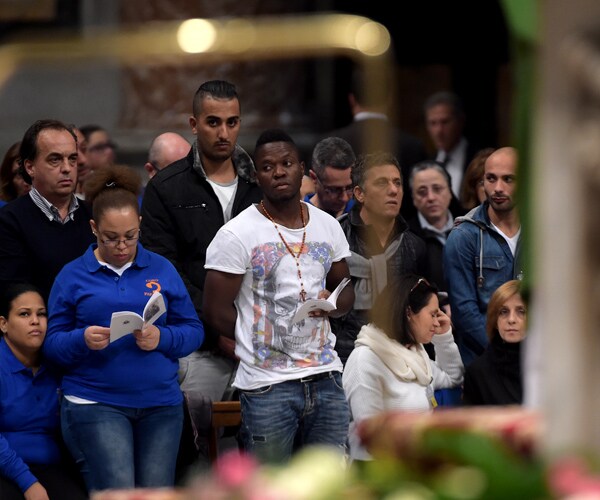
[92,407,600,499]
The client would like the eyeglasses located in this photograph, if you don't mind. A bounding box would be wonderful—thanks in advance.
[98,230,140,248]
[410,277,430,294]
[88,142,117,154]
[414,185,449,198]
[315,175,354,197]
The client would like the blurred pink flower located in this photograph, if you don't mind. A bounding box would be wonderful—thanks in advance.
[214,450,260,489]
[549,457,600,497]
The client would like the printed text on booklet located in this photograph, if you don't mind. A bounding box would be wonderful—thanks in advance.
[109,292,166,343]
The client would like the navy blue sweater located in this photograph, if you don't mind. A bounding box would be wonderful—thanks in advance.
[0,195,95,302]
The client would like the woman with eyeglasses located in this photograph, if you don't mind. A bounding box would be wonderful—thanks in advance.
[42,165,203,493]
[343,274,464,461]
[462,280,527,406]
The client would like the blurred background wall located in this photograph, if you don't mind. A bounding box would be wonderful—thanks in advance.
[0,0,510,172]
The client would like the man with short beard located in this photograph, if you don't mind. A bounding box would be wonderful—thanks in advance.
[140,80,262,467]
[443,147,523,367]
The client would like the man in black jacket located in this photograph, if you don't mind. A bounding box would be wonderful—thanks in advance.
[332,151,427,365]
[140,80,262,465]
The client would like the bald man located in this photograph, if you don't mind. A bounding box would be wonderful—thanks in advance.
[144,132,191,179]
[443,147,524,366]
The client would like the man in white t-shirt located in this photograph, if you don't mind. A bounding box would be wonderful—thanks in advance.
[443,147,523,366]
[203,129,354,463]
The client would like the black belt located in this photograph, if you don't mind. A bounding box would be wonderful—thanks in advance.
[298,371,336,383]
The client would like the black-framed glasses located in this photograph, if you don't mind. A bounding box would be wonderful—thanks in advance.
[98,230,140,248]
[410,277,430,294]
[315,175,353,197]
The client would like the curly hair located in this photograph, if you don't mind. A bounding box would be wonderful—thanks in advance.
[84,164,142,223]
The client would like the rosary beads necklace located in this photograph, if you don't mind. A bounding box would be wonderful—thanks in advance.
[260,200,307,302]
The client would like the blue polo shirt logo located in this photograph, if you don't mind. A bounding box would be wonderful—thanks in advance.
[145,280,161,295]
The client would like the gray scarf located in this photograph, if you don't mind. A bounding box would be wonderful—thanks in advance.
[347,235,403,310]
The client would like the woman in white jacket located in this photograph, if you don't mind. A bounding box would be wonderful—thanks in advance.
[343,274,464,461]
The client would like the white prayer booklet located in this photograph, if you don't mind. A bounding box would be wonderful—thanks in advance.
[109,292,166,343]
[292,277,351,324]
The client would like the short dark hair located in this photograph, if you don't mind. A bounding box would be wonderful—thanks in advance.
[85,164,142,223]
[18,119,77,185]
[423,91,465,120]
[0,282,44,320]
[350,63,392,109]
[311,137,355,178]
[370,274,439,346]
[409,160,451,191]
[254,128,297,152]
[352,151,401,190]
[192,80,239,117]
[78,124,106,141]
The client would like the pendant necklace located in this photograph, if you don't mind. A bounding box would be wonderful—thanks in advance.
[260,200,307,302]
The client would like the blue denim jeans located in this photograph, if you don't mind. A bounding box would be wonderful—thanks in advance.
[239,371,349,464]
[61,399,183,492]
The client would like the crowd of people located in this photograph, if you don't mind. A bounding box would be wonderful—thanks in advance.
[0,77,526,497]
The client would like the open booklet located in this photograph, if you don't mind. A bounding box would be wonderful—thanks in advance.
[109,292,166,343]
[292,277,351,324]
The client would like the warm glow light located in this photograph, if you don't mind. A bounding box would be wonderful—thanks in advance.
[177,19,217,53]
[223,19,256,52]
[354,21,390,56]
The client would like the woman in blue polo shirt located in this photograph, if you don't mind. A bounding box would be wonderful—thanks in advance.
[43,165,204,493]
[0,283,87,499]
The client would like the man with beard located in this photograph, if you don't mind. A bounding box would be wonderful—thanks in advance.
[140,80,262,467]
[443,147,523,367]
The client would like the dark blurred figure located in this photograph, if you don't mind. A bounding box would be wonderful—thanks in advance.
[326,65,427,219]
[424,91,488,206]
[0,142,29,205]
[79,124,116,172]
[459,147,494,211]
[72,126,90,200]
